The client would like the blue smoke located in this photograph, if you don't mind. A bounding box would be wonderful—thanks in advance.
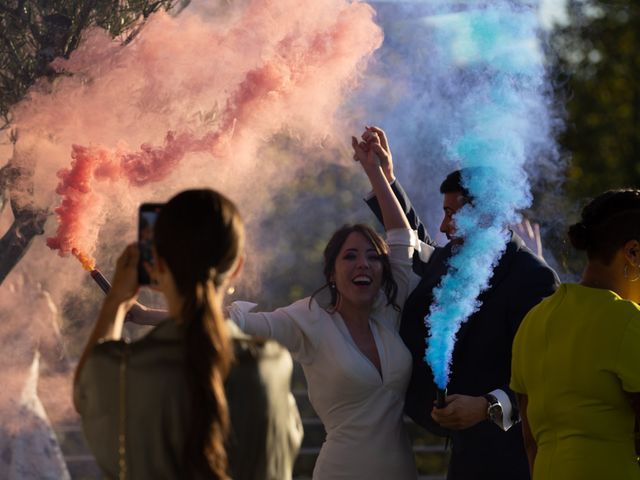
[421,2,552,389]
[355,1,559,389]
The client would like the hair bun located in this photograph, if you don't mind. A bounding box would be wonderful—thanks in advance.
[568,222,589,250]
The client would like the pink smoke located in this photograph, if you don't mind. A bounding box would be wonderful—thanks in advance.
[0,0,383,461]
[17,0,383,267]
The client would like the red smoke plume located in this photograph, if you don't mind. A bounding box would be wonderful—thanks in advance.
[42,0,383,267]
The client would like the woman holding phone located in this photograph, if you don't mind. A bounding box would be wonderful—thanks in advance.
[74,189,302,479]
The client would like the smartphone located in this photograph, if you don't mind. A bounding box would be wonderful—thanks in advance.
[138,203,163,285]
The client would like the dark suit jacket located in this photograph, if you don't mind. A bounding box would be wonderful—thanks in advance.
[367,180,559,479]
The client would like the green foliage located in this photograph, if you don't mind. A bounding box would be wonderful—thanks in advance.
[0,0,181,128]
[528,1,639,278]
[552,1,640,199]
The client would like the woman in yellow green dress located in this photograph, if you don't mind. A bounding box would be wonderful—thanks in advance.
[511,189,640,480]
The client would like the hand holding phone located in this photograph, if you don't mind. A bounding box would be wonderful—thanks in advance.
[138,203,163,285]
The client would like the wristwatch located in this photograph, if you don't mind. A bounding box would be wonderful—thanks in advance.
[483,393,503,423]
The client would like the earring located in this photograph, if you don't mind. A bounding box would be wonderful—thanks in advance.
[330,282,336,290]
[624,264,640,282]
[226,286,236,295]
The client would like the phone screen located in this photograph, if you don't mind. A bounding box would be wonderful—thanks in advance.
[138,203,163,285]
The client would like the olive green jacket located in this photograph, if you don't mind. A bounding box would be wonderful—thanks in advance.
[74,319,302,479]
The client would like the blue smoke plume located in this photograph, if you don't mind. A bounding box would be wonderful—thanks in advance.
[357,1,560,390]
[420,1,554,389]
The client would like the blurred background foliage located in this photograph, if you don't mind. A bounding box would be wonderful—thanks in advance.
[553,0,639,200]
[533,0,640,276]
[251,137,377,309]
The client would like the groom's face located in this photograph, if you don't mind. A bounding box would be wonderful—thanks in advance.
[440,191,467,245]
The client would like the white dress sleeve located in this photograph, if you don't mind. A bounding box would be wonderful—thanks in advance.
[227,299,319,364]
[385,228,432,307]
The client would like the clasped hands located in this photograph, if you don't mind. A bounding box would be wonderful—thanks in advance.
[351,126,395,182]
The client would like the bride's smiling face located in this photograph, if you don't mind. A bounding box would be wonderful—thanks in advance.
[331,232,383,308]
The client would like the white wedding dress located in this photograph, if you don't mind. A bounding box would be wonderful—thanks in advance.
[230,228,423,479]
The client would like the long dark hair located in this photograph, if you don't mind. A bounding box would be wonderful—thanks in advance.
[154,189,244,479]
[568,189,640,263]
[312,224,399,310]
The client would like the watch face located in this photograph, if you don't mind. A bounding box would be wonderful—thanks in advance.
[488,403,502,421]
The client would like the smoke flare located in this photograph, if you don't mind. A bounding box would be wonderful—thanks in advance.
[8,0,383,267]
[417,1,559,389]
[89,269,111,294]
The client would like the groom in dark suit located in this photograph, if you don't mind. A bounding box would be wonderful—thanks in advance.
[359,127,559,479]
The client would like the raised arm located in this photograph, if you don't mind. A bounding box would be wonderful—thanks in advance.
[126,302,168,326]
[352,129,410,232]
[361,126,434,245]
[74,244,139,390]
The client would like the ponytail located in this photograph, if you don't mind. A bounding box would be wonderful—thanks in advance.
[153,189,244,477]
[183,278,234,479]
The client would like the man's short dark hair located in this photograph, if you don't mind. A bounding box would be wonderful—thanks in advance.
[440,167,496,202]
[439,170,470,198]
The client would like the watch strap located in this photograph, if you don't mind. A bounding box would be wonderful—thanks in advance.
[483,393,501,421]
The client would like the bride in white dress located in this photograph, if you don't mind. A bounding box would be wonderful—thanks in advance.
[229,129,431,479]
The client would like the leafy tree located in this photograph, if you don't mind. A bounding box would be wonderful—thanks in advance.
[0,0,183,284]
[531,1,639,277]
[0,0,184,127]
[552,0,639,199]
